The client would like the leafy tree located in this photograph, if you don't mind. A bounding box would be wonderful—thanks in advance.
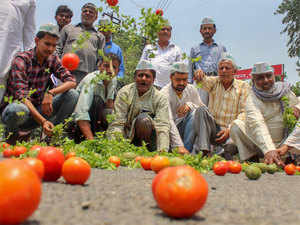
[275,0,300,58]
[291,81,300,96]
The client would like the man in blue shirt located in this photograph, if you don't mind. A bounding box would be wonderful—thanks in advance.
[98,17,125,79]
[189,17,227,105]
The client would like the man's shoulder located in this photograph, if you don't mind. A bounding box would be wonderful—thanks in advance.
[13,49,34,63]
[118,83,135,94]
[160,83,171,94]
[234,79,250,89]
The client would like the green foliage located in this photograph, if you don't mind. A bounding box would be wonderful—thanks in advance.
[275,0,300,58]
[291,81,300,96]
[281,95,298,132]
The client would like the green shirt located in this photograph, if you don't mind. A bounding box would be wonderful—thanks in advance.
[73,70,117,121]
[108,83,170,151]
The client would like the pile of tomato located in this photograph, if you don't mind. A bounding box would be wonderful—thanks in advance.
[0,143,91,224]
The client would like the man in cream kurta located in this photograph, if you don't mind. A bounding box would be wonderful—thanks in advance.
[230,62,300,165]
[193,54,249,157]
[161,62,203,153]
[107,60,170,152]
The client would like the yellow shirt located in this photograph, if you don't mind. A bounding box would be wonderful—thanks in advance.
[199,76,249,128]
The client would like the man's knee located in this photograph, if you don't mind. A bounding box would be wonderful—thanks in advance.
[229,119,244,139]
[64,89,79,106]
[134,113,154,140]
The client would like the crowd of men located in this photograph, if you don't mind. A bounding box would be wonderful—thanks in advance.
[0,1,299,167]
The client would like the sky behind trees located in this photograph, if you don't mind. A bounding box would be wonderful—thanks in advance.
[36,0,299,84]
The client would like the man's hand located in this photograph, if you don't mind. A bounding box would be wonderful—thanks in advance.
[42,120,54,136]
[193,69,205,83]
[292,106,300,119]
[176,104,191,118]
[215,128,230,144]
[264,150,285,167]
[276,144,290,156]
[42,93,53,116]
[178,146,190,155]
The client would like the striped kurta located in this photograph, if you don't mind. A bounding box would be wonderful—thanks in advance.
[199,76,249,128]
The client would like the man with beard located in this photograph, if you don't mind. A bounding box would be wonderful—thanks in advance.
[98,17,125,79]
[57,3,105,84]
[189,18,227,105]
[107,60,170,152]
[72,53,120,142]
[54,5,73,32]
[193,54,249,158]
[0,24,78,145]
[161,62,203,154]
[230,62,300,166]
[140,21,182,89]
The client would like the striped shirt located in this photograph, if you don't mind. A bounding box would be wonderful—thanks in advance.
[199,76,249,128]
[1,48,75,110]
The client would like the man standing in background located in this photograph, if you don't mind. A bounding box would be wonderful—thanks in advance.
[57,3,105,84]
[140,21,182,89]
[0,0,36,102]
[55,5,73,32]
[190,17,227,105]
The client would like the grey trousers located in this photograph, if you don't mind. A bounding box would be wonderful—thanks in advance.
[192,106,221,153]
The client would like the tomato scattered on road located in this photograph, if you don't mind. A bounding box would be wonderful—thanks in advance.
[109,156,121,167]
[153,166,208,218]
[284,164,296,175]
[0,159,41,225]
[62,157,91,185]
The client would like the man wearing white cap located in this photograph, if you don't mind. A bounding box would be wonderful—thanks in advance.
[161,61,203,154]
[107,60,170,152]
[193,54,249,158]
[140,21,183,89]
[230,62,300,166]
[190,17,227,105]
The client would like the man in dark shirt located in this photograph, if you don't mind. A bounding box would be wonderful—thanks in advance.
[1,24,78,144]
[57,3,105,84]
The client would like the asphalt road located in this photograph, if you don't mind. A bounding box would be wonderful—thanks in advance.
[10,166,298,225]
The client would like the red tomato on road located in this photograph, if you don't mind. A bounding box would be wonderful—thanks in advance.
[37,146,65,181]
[213,161,229,176]
[22,157,45,180]
[228,161,242,174]
[153,166,208,218]
[62,157,91,185]
[2,148,14,158]
[109,156,120,167]
[156,8,163,16]
[284,164,296,175]
[107,0,118,6]
[65,152,76,160]
[13,146,27,157]
[0,159,41,225]
[140,157,152,170]
[61,53,80,71]
[151,156,170,173]
[296,165,300,172]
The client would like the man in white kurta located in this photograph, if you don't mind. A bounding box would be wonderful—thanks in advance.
[0,0,36,101]
[161,62,203,153]
[140,22,182,89]
[230,62,300,166]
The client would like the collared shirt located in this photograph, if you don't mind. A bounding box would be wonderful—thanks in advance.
[57,23,105,74]
[1,48,75,109]
[140,42,182,88]
[199,76,249,128]
[104,39,125,78]
[161,83,203,125]
[189,41,226,82]
[73,70,117,121]
[107,83,170,151]
[0,0,36,78]
[245,89,300,154]
[161,83,203,148]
